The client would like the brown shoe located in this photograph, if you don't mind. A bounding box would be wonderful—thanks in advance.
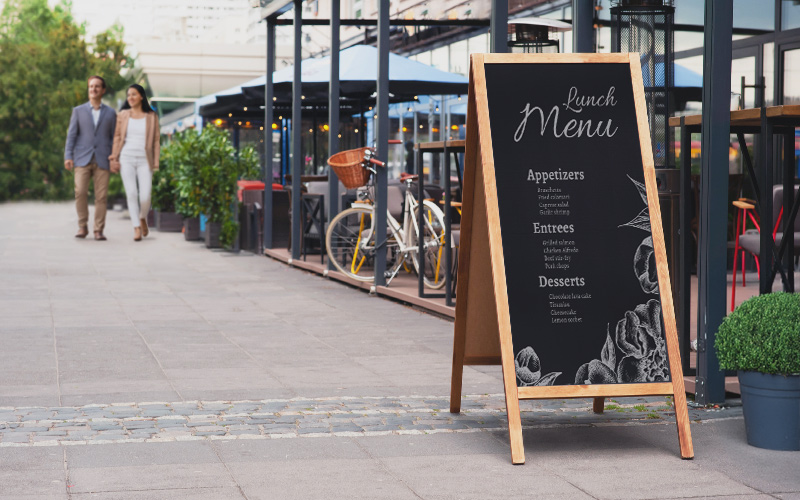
[94,231,107,241]
[140,218,149,237]
[75,227,88,238]
[133,227,142,241]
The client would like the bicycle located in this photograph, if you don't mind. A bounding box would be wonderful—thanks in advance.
[325,147,447,289]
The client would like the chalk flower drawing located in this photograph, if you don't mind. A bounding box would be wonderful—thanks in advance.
[575,328,618,384]
[615,299,669,383]
[515,346,561,387]
[574,176,668,385]
[634,236,659,294]
[619,175,651,232]
[574,300,668,384]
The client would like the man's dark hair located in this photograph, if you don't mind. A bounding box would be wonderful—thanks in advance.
[88,75,106,89]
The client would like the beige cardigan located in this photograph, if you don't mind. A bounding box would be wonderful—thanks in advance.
[110,110,160,171]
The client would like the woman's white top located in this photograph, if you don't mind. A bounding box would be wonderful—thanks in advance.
[121,117,147,157]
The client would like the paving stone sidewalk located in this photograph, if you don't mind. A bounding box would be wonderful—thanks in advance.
[0,202,796,500]
[0,393,742,447]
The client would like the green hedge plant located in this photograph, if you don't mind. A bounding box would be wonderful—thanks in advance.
[171,125,260,247]
[716,292,800,375]
[151,136,179,213]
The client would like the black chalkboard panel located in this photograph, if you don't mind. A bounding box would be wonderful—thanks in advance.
[484,62,670,387]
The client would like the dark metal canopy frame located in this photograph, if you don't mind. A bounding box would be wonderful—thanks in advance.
[258,0,494,286]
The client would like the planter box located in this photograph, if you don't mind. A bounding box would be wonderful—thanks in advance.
[205,221,222,248]
[156,211,183,232]
[184,217,201,241]
[739,370,800,451]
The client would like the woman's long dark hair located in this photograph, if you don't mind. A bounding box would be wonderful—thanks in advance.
[120,84,154,113]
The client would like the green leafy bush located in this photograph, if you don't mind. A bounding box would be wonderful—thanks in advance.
[152,136,179,212]
[716,292,800,375]
[171,125,260,247]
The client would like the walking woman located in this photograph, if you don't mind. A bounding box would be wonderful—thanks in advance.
[109,84,160,241]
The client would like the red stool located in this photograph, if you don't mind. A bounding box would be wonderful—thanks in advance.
[731,199,760,312]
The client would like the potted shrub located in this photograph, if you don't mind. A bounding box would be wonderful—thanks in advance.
[152,136,183,232]
[174,125,260,248]
[173,130,203,241]
[716,292,800,450]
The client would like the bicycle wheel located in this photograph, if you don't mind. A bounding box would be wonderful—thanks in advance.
[326,206,378,282]
[410,200,447,289]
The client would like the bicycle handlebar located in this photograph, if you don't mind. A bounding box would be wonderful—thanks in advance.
[363,149,386,168]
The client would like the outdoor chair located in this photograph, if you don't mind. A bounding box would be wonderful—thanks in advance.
[733,184,800,310]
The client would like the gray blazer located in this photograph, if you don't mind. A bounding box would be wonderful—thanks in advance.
[64,102,117,170]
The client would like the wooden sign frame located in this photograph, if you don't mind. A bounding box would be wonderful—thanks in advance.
[450,53,693,464]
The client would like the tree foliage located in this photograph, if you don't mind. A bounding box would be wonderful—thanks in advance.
[0,0,133,200]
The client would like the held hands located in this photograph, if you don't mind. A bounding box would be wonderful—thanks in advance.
[109,155,121,174]
[64,160,74,171]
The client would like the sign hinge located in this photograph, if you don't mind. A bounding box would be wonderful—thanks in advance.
[696,339,706,352]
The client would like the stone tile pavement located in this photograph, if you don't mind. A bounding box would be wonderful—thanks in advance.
[0,202,797,499]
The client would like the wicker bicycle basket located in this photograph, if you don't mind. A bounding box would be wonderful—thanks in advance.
[327,147,372,189]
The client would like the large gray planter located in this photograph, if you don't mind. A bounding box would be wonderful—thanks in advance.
[738,370,800,451]
[156,211,183,232]
[183,217,201,241]
[205,221,222,248]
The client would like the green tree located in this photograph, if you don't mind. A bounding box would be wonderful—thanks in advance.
[0,0,133,201]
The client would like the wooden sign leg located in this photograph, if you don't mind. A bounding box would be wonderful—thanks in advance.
[592,397,605,414]
[505,389,525,465]
[450,330,466,413]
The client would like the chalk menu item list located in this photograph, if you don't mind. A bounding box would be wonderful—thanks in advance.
[484,63,670,387]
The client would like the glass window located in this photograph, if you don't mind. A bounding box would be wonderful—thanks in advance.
[675,32,704,52]
[597,26,611,53]
[764,43,775,106]
[733,0,774,31]
[431,46,448,72]
[782,0,800,30]
[783,48,800,105]
[674,0,704,26]
[468,33,489,55]
[731,56,756,109]
[449,39,468,76]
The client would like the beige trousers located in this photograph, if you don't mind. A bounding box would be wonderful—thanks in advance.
[74,159,110,233]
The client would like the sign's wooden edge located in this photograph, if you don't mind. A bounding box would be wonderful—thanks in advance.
[627,54,694,459]
[472,53,527,465]
[480,53,632,64]
[449,57,481,415]
[519,382,674,399]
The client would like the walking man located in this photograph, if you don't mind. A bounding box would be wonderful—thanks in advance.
[64,76,117,240]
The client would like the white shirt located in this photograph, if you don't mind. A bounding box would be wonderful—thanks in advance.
[91,107,101,127]
[121,117,147,157]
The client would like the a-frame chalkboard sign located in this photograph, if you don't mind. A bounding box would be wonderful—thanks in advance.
[450,53,693,464]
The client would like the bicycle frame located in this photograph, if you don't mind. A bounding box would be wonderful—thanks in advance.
[348,178,443,285]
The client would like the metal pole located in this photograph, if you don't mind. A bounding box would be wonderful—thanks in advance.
[374,0,389,287]
[490,0,508,53]
[327,0,340,270]
[573,0,594,53]
[263,18,275,249]
[290,0,303,260]
[696,0,732,405]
